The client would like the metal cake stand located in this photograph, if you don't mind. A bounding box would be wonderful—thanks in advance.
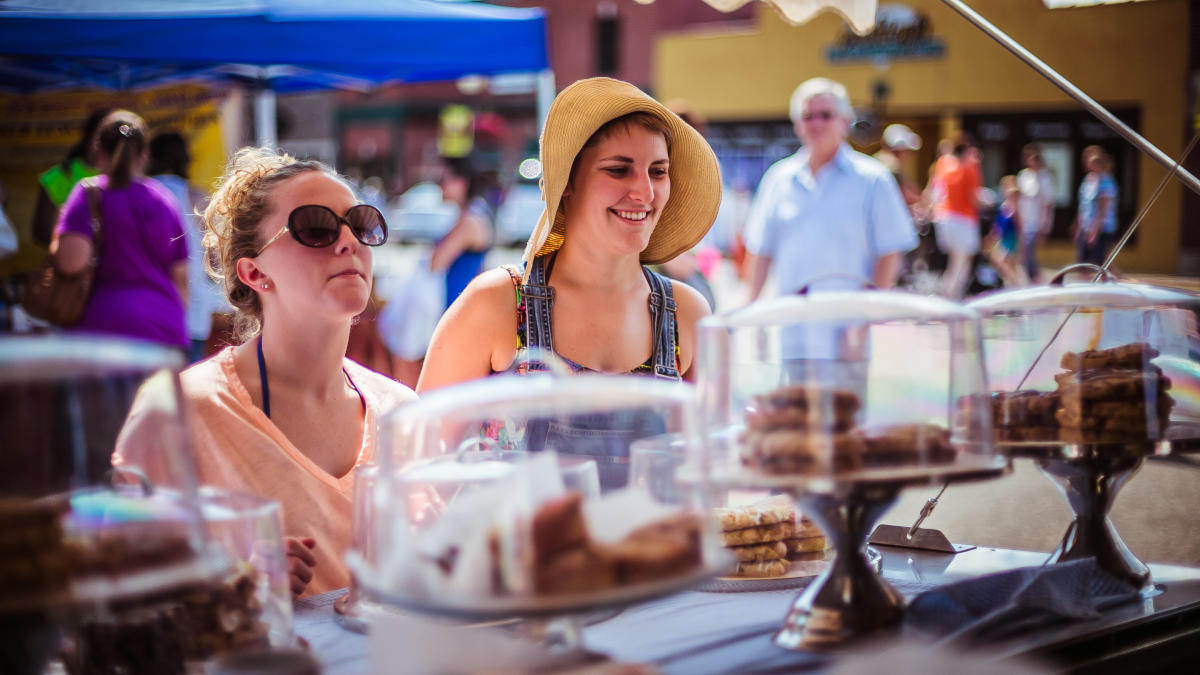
[1000,423,1200,591]
[694,455,1010,650]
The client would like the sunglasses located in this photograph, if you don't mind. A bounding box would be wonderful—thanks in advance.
[800,111,837,122]
[258,204,388,255]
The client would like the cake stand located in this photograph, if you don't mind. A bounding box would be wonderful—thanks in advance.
[1001,422,1200,591]
[687,456,1009,649]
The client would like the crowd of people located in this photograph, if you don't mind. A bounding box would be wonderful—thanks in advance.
[5,75,1128,596]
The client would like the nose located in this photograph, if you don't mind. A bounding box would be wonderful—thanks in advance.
[628,169,654,204]
[333,220,360,254]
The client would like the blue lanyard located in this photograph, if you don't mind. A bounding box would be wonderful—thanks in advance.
[256,336,365,420]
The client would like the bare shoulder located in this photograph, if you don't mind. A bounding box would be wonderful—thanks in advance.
[420,266,520,391]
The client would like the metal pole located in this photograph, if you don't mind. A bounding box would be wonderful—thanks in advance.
[255,78,277,149]
[536,69,555,134]
[939,0,1200,197]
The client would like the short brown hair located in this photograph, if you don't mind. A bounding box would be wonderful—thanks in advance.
[202,147,342,342]
[568,112,673,186]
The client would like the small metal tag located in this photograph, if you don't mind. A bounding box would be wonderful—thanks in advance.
[868,524,975,554]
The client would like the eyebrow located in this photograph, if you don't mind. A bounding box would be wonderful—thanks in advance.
[599,155,669,164]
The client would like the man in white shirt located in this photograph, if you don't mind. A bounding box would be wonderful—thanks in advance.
[744,77,917,301]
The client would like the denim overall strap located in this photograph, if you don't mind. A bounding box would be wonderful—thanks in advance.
[520,254,556,352]
[642,267,680,380]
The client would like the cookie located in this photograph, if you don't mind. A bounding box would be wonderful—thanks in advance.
[785,535,826,555]
[715,495,795,532]
[720,521,794,547]
[731,558,790,578]
[727,541,788,562]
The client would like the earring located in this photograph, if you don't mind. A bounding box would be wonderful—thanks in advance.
[261,282,270,290]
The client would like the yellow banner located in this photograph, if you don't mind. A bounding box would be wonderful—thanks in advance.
[0,83,227,275]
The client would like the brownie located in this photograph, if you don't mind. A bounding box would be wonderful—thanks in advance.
[530,492,588,564]
[1060,342,1159,372]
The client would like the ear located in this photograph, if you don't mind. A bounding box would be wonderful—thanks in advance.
[236,256,269,291]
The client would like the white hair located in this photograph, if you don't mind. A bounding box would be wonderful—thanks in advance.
[789,77,854,123]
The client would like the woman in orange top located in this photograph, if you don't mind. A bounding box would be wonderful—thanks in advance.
[931,137,982,299]
[118,148,416,597]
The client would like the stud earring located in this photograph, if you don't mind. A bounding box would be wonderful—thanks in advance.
[262,282,270,290]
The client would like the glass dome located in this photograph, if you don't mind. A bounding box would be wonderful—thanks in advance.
[0,335,221,612]
[348,373,723,618]
[967,275,1200,447]
[695,290,998,486]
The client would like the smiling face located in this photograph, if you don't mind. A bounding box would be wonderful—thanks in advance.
[561,123,671,258]
[238,171,373,325]
[794,93,850,159]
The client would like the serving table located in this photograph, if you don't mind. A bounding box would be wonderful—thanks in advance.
[295,546,1200,673]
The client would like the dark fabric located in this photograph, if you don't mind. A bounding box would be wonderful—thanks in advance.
[904,558,1141,644]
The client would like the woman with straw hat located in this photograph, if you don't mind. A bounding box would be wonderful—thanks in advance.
[418,77,721,391]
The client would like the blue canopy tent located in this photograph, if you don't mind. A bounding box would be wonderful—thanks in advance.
[0,0,552,144]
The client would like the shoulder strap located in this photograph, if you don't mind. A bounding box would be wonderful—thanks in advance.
[520,254,556,352]
[642,266,680,380]
[81,177,104,252]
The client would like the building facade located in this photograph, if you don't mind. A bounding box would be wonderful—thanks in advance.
[655,0,1192,274]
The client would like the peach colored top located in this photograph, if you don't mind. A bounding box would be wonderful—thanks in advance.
[116,347,415,596]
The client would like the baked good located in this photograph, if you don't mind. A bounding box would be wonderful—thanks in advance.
[715,494,794,531]
[861,423,956,467]
[990,390,1061,441]
[739,386,866,476]
[728,541,788,563]
[784,535,826,556]
[524,492,702,595]
[0,497,71,602]
[993,341,1174,445]
[531,492,588,563]
[741,429,865,475]
[1060,342,1159,371]
[608,513,703,585]
[720,521,794,547]
[534,546,615,595]
[732,559,790,578]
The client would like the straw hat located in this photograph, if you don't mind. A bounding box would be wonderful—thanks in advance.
[521,77,722,280]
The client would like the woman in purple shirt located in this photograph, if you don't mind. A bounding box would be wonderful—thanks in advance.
[52,110,189,348]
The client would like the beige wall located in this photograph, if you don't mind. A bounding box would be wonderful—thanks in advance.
[655,0,1189,274]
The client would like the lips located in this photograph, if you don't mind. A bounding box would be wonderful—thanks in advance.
[331,269,365,280]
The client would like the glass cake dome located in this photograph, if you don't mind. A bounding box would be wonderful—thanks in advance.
[0,335,222,609]
[966,270,1200,448]
[348,373,725,619]
[695,289,999,486]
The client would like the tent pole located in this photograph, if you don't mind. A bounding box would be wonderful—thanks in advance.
[255,80,277,149]
[536,69,555,134]
[939,0,1200,198]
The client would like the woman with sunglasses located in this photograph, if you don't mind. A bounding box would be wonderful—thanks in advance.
[117,147,415,597]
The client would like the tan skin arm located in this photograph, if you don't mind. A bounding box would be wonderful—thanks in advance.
[744,252,771,302]
[872,252,903,290]
[53,232,92,276]
[429,210,491,273]
[418,267,519,392]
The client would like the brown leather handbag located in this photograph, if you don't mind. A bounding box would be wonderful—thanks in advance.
[22,178,104,326]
